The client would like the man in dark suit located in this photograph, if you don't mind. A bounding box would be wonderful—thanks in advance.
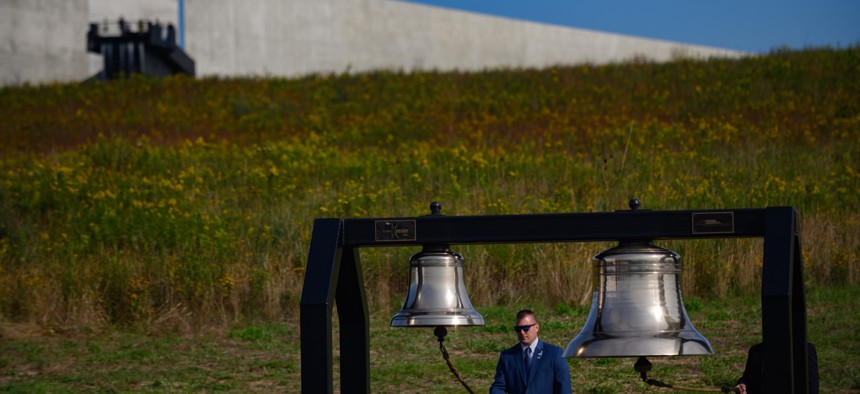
[490,309,571,394]
[734,341,819,394]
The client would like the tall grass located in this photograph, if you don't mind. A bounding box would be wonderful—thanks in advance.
[0,47,857,329]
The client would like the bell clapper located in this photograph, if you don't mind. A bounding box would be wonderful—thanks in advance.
[434,326,475,394]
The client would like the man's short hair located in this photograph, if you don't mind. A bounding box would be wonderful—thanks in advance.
[516,309,537,322]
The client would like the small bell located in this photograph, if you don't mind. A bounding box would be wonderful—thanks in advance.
[564,241,713,358]
[390,245,484,327]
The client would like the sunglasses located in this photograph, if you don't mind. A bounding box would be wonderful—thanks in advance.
[513,324,536,333]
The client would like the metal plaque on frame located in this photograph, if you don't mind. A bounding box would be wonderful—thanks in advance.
[691,212,735,234]
[374,220,417,242]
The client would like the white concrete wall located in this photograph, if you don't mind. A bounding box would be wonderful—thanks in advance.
[0,0,744,85]
[0,0,89,85]
[185,0,742,78]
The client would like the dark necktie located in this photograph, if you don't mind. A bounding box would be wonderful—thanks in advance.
[524,347,532,373]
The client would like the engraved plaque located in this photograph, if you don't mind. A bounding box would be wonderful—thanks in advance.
[692,212,735,234]
[375,220,417,242]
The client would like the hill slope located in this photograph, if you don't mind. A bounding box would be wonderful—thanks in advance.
[0,47,857,328]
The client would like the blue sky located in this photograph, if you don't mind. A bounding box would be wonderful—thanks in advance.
[401,0,860,53]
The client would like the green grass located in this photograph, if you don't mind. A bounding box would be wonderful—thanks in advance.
[0,46,858,331]
[1,286,857,393]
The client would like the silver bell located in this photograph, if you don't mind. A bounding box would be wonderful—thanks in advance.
[564,241,713,358]
[390,246,484,327]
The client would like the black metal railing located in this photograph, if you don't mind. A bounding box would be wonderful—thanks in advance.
[87,19,195,80]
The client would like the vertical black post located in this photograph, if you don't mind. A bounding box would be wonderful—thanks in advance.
[762,207,808,392]
[134,39,144,74]
[791,231,810,391]
[105,44,117,79]
[337,247,370,392]
[300,219,343,394]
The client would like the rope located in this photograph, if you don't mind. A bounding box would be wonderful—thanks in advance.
[635,356,740,393]
[641,376,739,393]
[434,326,476,394]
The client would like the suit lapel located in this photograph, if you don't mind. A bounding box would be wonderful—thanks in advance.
[527,341,544,383]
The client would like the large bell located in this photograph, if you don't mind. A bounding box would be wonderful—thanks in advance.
[390,246,484,327]
[564,241,713,358]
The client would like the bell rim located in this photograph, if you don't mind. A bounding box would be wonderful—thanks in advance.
[390,312,485,327]
[562,331,714,358]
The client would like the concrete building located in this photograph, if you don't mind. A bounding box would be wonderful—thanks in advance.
[1,0,744,86]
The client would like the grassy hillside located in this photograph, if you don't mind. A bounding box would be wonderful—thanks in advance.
[0,47,858,329]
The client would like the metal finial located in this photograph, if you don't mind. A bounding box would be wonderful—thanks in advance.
[629,198,641,211]
[430,202,442,215]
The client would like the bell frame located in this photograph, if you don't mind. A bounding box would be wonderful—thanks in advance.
[299,206,812,393]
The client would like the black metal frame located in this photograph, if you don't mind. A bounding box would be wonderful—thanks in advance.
[300,206,811,393]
